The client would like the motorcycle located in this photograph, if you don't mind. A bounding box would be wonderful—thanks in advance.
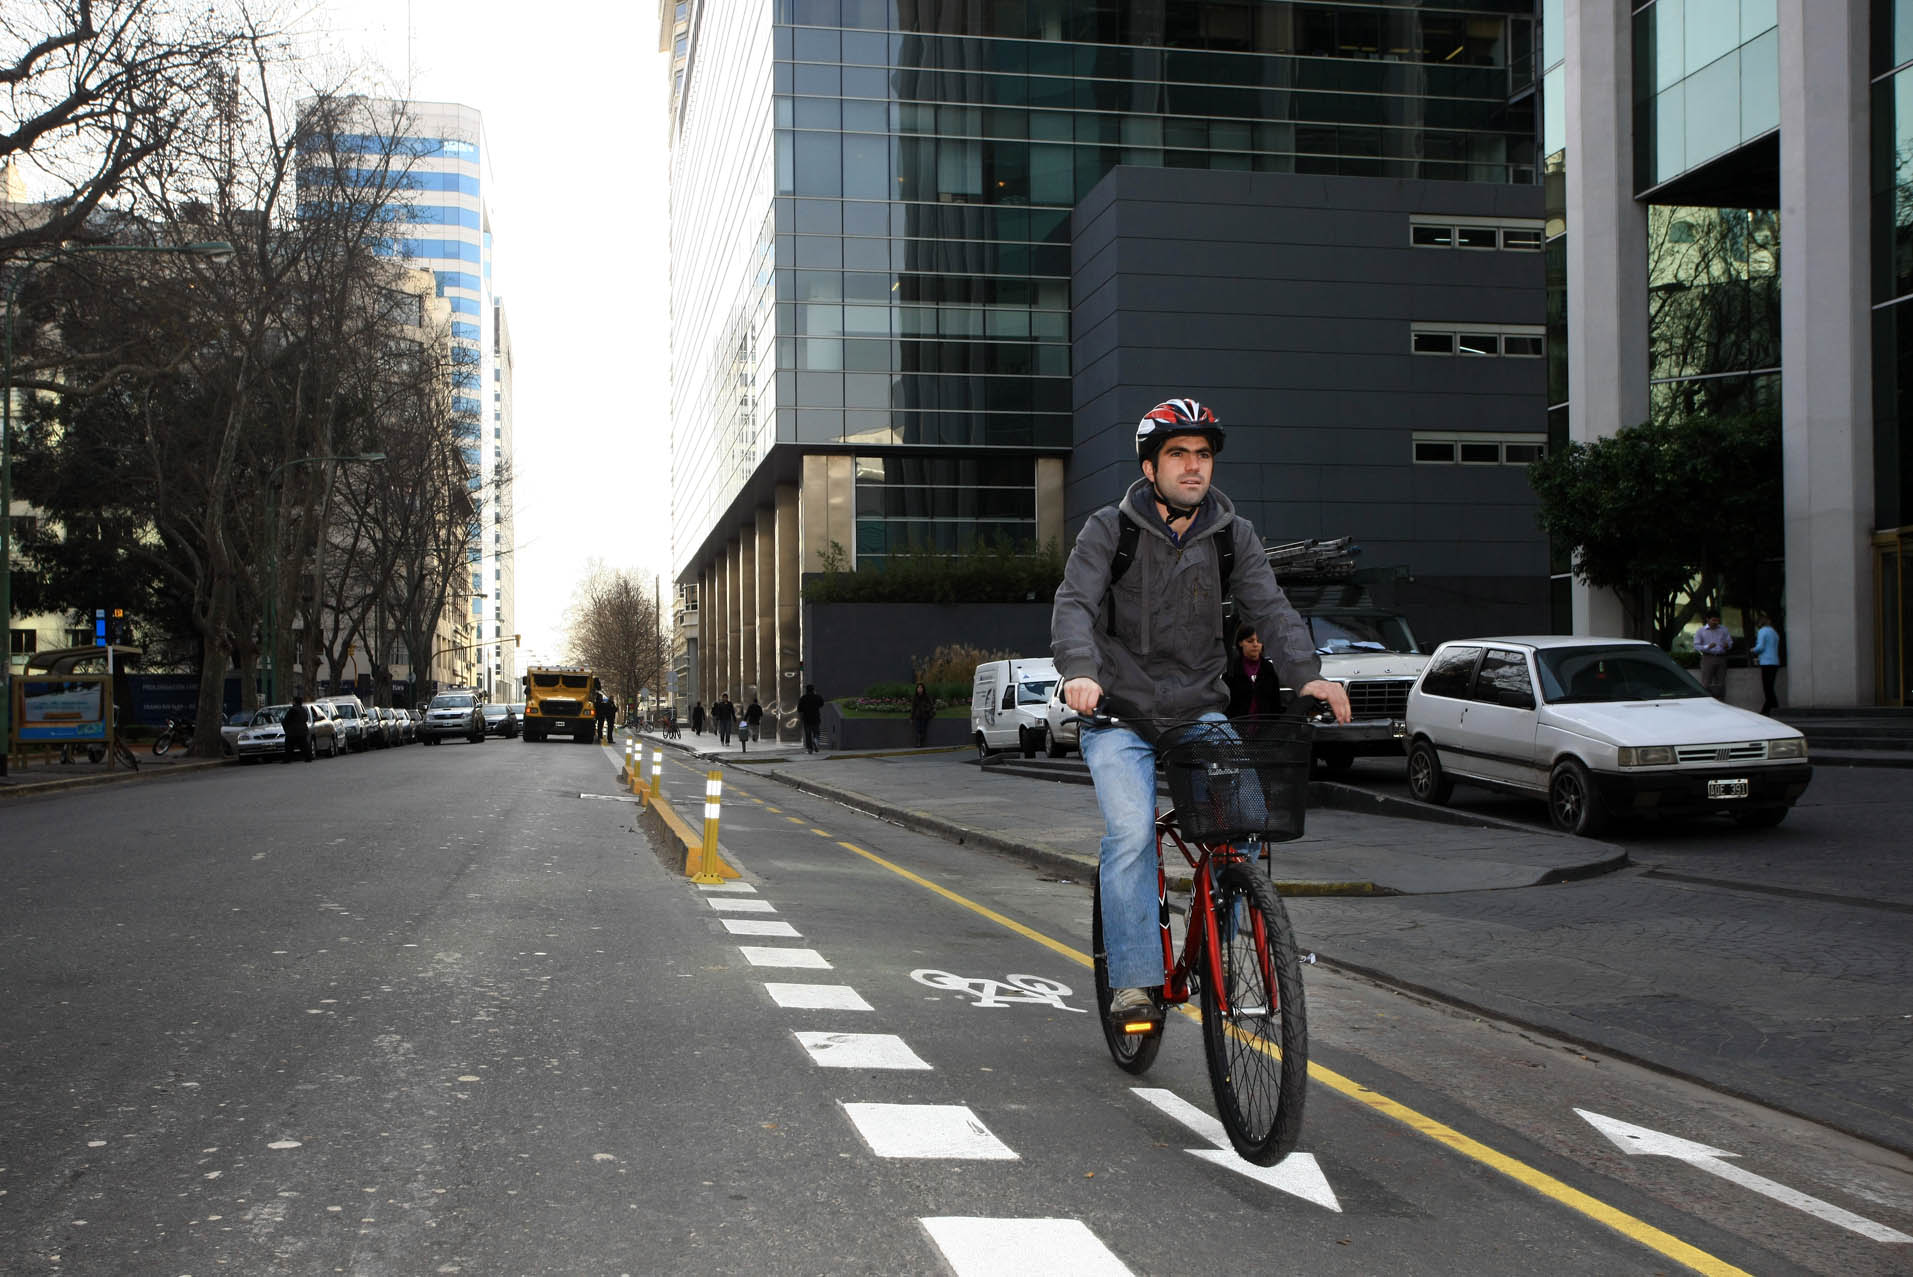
[152,716,196,756]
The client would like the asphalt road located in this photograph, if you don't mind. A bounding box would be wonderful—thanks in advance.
[2,740,1908,1275]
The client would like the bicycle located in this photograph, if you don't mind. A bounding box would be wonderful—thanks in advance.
[1076,706,1318,1166]
[152,717,196,756]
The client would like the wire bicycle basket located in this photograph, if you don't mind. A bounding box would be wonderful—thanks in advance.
[1160,719,1315,844]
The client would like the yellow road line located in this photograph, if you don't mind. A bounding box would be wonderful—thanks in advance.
[827,836,1749,1277]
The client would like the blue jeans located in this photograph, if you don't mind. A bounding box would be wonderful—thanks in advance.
[1082,711,1229,990]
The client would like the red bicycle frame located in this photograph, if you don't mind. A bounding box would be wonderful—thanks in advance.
[1150,810,1267,1020]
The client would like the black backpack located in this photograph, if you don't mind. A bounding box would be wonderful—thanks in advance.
[1103,514,1237,602]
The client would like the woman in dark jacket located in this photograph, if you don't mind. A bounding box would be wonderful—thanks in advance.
[1223,625,1285,739]
[908,682,936,747]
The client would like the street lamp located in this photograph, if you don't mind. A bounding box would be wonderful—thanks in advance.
[1,238,235,776]
[262,451,386,705]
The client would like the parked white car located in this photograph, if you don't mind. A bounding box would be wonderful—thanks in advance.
[1041,688,1080,757]
[1404,636,1812,834]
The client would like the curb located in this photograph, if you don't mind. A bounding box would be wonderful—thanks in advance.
[0,756,226,800]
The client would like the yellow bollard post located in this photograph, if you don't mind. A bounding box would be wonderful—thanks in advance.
[650,747,663,799]
[691,769,726,883]
[628,741,643,797]
[622,739,633,779]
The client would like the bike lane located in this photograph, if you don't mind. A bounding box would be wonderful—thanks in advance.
[635,749,1864,1276]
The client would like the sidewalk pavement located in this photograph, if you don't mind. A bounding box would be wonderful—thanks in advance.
[633,728,1912,1156]
[635,727,1620,896]
[0,747,225,798]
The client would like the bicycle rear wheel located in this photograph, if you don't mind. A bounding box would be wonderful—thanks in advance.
[1199,860,1307,1165]
[152,732,173,757]
[1090,876,1162,1074]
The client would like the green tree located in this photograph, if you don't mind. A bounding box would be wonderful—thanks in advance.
[1527,412,1782,646]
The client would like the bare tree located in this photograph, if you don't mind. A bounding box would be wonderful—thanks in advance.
[1,0,244,256]
[562,563,667,714]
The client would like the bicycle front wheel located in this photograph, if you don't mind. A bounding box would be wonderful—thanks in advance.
[152,732,173,757]
[1199,860,1307,1165]
[1090,875,1162,1075]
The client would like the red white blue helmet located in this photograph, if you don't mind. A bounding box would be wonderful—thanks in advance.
[1135,398,1224,465]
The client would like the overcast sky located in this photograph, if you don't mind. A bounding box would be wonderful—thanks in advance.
[292,0,675,670]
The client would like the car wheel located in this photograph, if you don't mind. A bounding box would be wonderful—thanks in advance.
[1019,725,1040,758]
[974,732,989,760]
[1548,759,1607,836]
[1046,732,1067,758]
[1732,806,1789,828]
[1405,739,1452,805]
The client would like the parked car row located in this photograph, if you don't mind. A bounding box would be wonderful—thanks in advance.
[219,696,438,761]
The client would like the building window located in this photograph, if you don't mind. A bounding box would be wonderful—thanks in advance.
[1410,218,1546,251]
[1412,323,1546,358]
[9,627,35,655]
[1413,432,1548,466]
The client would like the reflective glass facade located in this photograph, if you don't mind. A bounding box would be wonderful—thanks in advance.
[672,0,1540,573]
[1874,0,1913,533]
[1633,0,1779,192]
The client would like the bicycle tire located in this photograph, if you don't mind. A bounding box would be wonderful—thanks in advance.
[1090,875,1162,1074]
[114,741,141,772]
[152,732,173,757]
[1199,860,1307,1165]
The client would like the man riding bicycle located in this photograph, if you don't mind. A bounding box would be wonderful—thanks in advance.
[1051,398,1351,1030]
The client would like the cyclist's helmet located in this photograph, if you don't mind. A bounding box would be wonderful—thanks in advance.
[1135,398,1224,465]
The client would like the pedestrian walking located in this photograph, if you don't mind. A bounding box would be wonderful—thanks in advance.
[713,694,735,746]
[1752,612,1782,714]
[1694,611,1732,699]
[909,682,936,748]
[743,697,764,752]
[690,700,706,736]
[797,684,824,753]
[281,694,313,764]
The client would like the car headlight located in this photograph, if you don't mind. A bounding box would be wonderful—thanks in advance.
[1768,737,1808,760]
[1616,745,1676,767]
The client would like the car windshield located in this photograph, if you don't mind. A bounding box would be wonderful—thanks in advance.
[430,694,475,709]
[256,705,289,724]
[483,704,507,716]
[1017,678,1056,705]
[1308,614,1419,655]
[1537,645,1709,703]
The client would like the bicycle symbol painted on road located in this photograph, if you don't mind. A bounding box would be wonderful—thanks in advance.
[910,969,1087,1013]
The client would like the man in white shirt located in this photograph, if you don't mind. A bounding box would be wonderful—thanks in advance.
[1694,611,1732,699]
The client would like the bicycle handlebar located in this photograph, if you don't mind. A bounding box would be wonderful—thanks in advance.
[1064,696,1331,731]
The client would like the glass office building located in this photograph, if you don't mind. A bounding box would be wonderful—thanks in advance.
[671,0,1540,726]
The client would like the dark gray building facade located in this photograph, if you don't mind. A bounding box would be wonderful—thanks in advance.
[1071,167,1550,643]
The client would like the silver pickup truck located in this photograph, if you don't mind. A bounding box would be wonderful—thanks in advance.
[1296,600,1428,772]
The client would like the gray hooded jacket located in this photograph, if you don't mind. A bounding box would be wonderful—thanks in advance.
[1051,479,1320,724]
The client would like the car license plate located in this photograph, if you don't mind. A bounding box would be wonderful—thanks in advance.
[1708,778,1750,799]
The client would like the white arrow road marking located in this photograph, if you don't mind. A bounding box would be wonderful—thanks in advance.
[1132,1088,1339,1211]
[920,1217,1133,1276]
[1577,1110,1911,1244]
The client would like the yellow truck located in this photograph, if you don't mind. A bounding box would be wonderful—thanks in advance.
[520,666,599,743]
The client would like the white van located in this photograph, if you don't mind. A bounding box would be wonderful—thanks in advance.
[970,657,1059,758]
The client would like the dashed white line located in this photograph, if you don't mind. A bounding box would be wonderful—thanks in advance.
[764,983,872,1011]
[794,1031,931,1070]
[705,897,777,912]
[920,1217,1133,1276]
[721,918,801,937]
[842,1103,1016,1159]
[697,881,758,894]
[738,946,831,969]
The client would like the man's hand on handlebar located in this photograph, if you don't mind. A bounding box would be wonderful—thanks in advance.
[1062,676,1104,715]
[1298,678,1353,724]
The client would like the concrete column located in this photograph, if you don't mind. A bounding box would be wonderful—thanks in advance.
[1035,457,1066,555]
[710,559,725,707]
[1564,0,1648,637]
[755,506,777,736]
[726,538,743,701]
[800,453,857,570]
[1779,0,1874,706]
[775,482,803,728]
[737,525,758,705]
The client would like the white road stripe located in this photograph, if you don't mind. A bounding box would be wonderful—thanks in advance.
[842,1103,1017,1159]
[765,983,872,1011]
[698,881,758,893]
[737,946,831,969]
[794,1031,931,1070]
[721,918,801,937]
[920,1217,1132,1276]
[705,897,777,912]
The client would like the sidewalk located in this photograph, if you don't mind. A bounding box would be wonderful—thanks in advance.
[634,729,1622,896]
[0,747,224,798]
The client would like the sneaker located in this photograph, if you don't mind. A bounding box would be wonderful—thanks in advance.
[1107,986,1162,1030]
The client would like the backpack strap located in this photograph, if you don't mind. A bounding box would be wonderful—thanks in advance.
[1102,511,1236,615]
